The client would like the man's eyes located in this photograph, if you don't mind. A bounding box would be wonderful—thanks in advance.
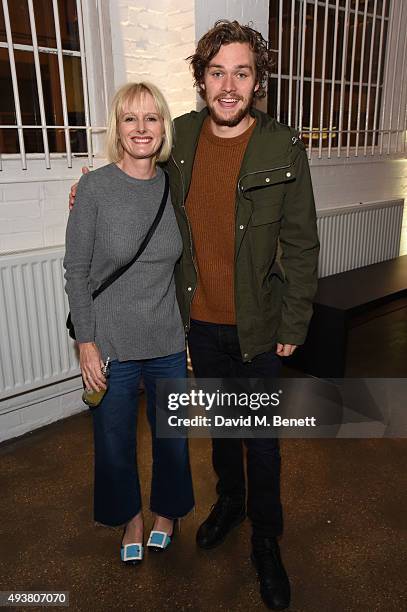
[210,72,249,79]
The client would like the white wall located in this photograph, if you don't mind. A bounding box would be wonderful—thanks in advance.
[195,0,269,39]
[109,0,196,118]
[310,157,407,255]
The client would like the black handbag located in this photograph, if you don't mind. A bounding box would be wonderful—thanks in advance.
[66,171,169,340]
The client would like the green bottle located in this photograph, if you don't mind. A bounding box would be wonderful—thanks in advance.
[82,357,110,407]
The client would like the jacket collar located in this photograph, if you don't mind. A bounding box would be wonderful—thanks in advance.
[173,106,293,167]
[171,106,294,199]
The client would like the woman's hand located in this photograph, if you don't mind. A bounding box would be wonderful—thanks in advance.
[78,342,107,392]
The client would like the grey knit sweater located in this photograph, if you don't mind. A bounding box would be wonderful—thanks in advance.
[64,164,185,361]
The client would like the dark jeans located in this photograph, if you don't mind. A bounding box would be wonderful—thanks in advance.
[188,320,283,538]
[91,351,194,526]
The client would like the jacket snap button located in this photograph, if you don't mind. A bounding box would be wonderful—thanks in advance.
[187,286,192,291]
[243,353,249,358]
[265,177,270,183]
[180,160,185,164]
[286,171,291,178]
[239,225,244,230]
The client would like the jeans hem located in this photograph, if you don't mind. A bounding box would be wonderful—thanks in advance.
[93,507,142,528]
[149,504,195,520]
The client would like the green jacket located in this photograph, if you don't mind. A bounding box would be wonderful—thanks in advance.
[167,107,319,362]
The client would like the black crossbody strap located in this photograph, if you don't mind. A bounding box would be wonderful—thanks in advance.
[92,170,169,300]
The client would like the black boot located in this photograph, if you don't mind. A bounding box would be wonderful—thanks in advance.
[251,537,291,610]
[196,496,246,549]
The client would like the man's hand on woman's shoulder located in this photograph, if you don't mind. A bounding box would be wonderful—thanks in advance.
[69,166,90,210]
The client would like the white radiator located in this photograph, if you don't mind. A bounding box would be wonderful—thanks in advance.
[0,246,79,400]
[316,199,404,277]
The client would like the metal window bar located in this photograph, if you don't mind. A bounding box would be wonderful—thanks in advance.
[298,0,307,134]
[288,0,295,126]
[395,2,407,153]
[27,0,51,168]
[270,73,386,87]
[328,0,340,157]
[308,0,318,157]
[363,0,378,155]
[310,0,385,19]
[346,0,359,157]
[295,1,303,127]
[371,0,387,155]
[0,41,81,56]
[1,0,27,169]
[379,0,395,154]
[337,0,350,157]
[318,0,329,158]
[96,0,109,119]
[51,0,72,167]
[386,0,402,154]
[76,0,93,167]
[354,1,368,156]
[277,0,283,122]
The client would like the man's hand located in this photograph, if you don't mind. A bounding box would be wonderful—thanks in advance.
[69,166,90,210]
[78,342,107,392]
[276,343,297,357]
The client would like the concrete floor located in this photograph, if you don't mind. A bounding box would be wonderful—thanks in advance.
[1,409,406,611]
[1,306,406,611]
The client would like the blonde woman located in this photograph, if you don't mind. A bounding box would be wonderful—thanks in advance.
[64,82,194,564]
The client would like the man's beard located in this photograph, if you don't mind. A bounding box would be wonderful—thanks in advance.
[207,91,254,127]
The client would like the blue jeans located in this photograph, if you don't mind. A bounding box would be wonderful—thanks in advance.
[188,320,283,538]
[91,351,194,526]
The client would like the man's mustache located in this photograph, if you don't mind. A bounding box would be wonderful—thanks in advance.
[215,94,243,101]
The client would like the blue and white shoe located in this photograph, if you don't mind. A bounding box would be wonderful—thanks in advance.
[121,542,143,565]
[147,529,172,552]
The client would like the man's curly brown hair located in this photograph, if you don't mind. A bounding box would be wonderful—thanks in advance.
[187,20,273,100]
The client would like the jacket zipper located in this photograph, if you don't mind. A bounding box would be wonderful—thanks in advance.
[234,160,293,360]
[171,154,198,331]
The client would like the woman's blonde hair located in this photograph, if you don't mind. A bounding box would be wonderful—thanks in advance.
[105,82,173,163]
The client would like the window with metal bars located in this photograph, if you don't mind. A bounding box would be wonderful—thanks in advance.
[0,0,92,168]
[268,0,406,158]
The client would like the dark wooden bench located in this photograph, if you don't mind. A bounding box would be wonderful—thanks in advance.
[286,255,407,378]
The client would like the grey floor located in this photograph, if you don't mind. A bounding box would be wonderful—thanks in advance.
[0,305,406,611]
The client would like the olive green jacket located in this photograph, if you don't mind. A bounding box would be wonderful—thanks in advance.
[167,106,319,362]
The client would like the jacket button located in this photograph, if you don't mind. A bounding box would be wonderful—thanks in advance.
[239,225,244,230]
[187,286,192,291]
[265,177,270,183]
[286,171,291,178]
[180,160,185,164]
[243,353,249,359]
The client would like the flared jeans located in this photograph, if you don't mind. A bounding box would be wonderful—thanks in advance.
[91,351,194,526]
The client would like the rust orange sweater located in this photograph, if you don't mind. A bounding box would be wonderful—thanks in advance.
[186,117,255,324]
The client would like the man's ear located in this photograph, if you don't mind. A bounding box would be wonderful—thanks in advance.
[254,82,260,94]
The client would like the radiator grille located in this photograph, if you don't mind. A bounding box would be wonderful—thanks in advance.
[317,199,404,277]
[0,247,79,400]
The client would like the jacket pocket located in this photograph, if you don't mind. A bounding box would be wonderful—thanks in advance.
[251,203,282,226]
